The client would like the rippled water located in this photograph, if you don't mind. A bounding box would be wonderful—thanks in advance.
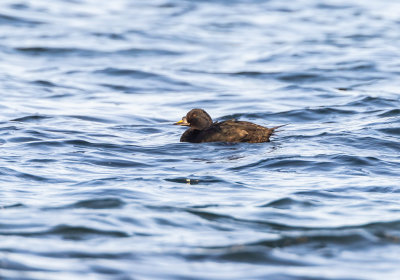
[1,0,400,279]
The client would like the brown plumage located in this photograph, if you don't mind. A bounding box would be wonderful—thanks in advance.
[174,109,283,143]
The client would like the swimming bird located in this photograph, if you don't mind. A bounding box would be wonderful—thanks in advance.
[174,109,283,143]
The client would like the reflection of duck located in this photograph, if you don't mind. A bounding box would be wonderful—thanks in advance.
[175,109,283,143]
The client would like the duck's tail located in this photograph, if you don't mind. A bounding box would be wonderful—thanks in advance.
[272,124,288,130]
[271,124,288,133]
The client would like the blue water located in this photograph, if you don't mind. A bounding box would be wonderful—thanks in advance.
[1,0,400,279]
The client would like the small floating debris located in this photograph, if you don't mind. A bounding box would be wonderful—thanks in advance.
[165,177,200,185]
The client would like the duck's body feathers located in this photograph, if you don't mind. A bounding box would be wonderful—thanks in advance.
[180,119,276,143]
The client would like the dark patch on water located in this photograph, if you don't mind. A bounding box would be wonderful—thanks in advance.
[15,47,103,57]
[11,115,51,123]
[260,197,318,209]
[0,13,44,26]
[71,198,125,209]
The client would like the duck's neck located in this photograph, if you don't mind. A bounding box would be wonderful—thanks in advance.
[180,128,202,143]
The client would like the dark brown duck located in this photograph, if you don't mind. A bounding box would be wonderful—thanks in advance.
[175,109,283,143]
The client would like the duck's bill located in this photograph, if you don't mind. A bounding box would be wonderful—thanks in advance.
[174,117,190,126]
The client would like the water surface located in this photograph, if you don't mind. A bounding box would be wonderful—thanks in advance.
[1,0,400,279]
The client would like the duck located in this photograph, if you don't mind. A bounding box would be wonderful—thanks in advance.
[174,109,283,143]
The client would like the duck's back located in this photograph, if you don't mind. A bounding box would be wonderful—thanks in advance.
[181,120,275,143]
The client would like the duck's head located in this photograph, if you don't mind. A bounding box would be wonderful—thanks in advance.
[174,109,213,130]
